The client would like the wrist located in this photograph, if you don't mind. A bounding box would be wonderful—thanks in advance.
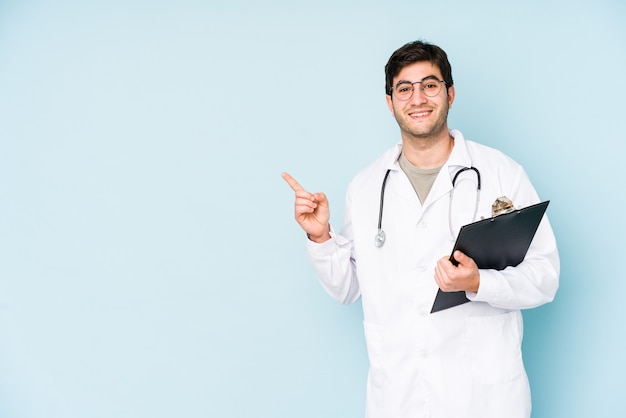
[307,226,331,243]
[469,272,480,293]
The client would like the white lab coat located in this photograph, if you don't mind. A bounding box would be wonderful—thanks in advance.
[306,130,559,418]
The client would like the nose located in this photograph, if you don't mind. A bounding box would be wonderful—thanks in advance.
[409,85,428,104]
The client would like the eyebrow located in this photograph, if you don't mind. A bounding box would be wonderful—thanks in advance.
[395,75,440,85]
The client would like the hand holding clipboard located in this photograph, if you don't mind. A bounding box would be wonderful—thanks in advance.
[431,200,550,313]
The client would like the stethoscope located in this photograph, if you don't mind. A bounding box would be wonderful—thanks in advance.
[374,166,481,248]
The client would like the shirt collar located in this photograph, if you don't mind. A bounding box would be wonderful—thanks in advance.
[386,129,473,171]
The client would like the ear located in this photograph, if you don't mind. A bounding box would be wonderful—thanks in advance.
[447,85,456,108]
[386,94,394,113]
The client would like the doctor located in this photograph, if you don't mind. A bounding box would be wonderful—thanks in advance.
[282,40,559,418]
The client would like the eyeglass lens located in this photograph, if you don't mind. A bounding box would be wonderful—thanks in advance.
[393,78,443,100]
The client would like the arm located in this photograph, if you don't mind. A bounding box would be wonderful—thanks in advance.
[434,166,560,310]
[434,220,559,310]
[282,172,360,304]
[306,226,360,305]
[468,217,560,310]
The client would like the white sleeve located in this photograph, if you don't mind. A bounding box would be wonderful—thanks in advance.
[305,187,360,305]
[306,229,360,305]
[466,166,560,309]
[466,216,560,309]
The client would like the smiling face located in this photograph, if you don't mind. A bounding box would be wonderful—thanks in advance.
[386,61,455,143]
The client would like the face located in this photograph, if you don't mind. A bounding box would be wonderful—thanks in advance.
[386,61,455,141]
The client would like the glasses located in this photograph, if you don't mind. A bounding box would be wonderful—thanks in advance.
[391,77,446,100]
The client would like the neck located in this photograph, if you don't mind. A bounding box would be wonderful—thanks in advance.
[401,131,454,169]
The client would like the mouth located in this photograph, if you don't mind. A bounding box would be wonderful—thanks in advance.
[408,109,432,119]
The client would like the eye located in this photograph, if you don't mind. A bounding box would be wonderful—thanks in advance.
[395,84,412,94]
[423,81,439,90]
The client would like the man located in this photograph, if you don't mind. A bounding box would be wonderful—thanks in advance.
[282,40,559,418]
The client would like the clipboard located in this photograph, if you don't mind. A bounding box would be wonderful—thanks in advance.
[430,200,550,313]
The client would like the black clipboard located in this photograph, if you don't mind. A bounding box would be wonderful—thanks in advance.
[430,200,550,313]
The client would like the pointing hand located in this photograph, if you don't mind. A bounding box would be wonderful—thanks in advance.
[281,172,331,243]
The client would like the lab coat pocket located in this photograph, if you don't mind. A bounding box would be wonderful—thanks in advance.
[465,311,524,384]
[363,321,385,406]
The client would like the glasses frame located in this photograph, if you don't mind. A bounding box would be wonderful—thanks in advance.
[390,76,447,101]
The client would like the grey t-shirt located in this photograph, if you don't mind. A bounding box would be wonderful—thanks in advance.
[398,152,442,205]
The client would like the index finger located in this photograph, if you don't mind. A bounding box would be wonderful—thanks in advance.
[281,172,305,192]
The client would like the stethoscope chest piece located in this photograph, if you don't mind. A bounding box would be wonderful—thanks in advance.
[374,229,386,248]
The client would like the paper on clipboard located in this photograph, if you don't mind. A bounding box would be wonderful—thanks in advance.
[430,200,550,313]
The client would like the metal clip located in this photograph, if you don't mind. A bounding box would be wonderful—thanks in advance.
[491,196,515,217]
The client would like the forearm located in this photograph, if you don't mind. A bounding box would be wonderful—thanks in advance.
[467,220,560,309]
[306,227,360,305]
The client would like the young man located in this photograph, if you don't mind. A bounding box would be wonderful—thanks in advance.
[282,40,559,418]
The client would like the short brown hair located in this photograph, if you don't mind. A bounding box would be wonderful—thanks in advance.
[384,40,454,95]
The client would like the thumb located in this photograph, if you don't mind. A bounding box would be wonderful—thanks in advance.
[453,250,469,265]
[312,192,329,205]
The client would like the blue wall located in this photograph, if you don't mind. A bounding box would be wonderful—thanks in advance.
[1,1,624,417]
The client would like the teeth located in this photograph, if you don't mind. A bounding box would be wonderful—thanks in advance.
[411,111,429,117]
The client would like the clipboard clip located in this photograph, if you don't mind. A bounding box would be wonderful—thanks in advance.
[491,196,515,217]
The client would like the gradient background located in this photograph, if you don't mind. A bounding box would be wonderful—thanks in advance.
[1,1,624,417]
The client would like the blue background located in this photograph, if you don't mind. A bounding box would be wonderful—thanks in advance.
[1,1,624,417]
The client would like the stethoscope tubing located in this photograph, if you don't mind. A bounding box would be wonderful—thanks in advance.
[452,166,481,190]
[375,166,481,248]
[374,169,392,248]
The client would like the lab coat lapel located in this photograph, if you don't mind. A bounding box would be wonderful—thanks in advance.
[390,134,475,221]
[387,144,421,204]
[442,132,479,236]
[421,131,473,211]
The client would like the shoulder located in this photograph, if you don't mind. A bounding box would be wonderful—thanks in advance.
[462,137,523,170]
[457,133,540,204]
[465,137,516,160]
